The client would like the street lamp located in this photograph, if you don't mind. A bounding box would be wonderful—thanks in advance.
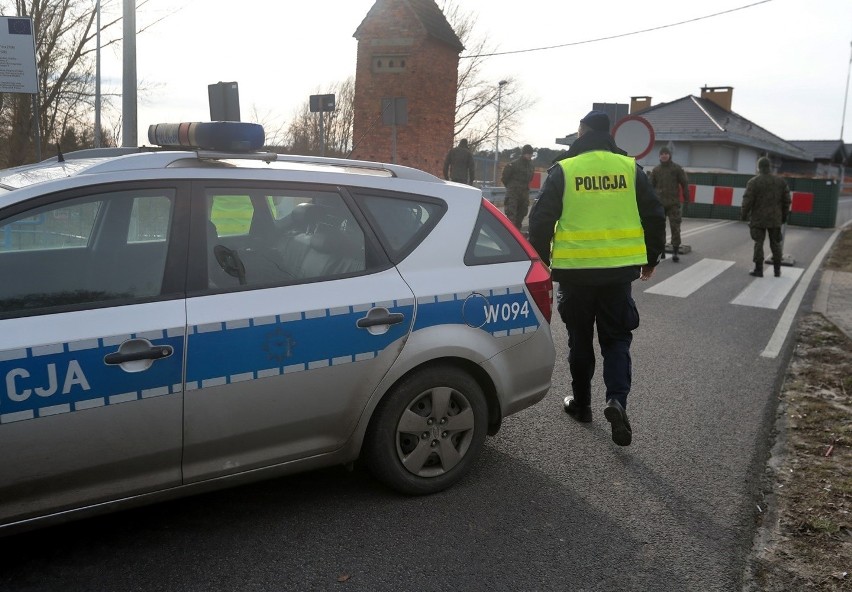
[493,79,508,184]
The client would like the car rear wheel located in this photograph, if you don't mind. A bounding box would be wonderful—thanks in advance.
[364,366,488,495]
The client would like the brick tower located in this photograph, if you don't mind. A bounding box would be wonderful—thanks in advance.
[351,0,463,177]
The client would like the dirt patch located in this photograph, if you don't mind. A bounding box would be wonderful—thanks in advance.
[745,229,852,591]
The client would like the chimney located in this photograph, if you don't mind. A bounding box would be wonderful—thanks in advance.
[630,96,652,114]
[700,86,733,111]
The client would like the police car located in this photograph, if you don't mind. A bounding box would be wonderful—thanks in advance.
[0,122,555,533]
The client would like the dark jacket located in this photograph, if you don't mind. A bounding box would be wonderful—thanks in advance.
[528,130,666,286]
[741,173,791,228]
[443,145,476,184]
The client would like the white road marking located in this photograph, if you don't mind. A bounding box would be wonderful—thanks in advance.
[680,220,736,238]
[645,258,735,297]
[731,268,805,309]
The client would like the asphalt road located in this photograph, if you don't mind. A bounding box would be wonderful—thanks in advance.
[0,218,843,592]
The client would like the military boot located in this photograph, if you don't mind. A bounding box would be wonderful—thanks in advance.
[749,262,764,277]
[672,245,680,262]
[774,261,782,277]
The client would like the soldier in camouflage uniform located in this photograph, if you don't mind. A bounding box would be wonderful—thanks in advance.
[649,146,689,262]
[501,144,535,230]
[740,156,791,277]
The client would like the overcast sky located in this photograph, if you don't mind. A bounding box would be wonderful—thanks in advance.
[102,0,852,150]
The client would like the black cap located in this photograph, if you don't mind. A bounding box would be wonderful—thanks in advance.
[659,146,671,155]
[522,144,533,154]
[579,110,610,132]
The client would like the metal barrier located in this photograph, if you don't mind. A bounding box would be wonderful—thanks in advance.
[684,172,840,229]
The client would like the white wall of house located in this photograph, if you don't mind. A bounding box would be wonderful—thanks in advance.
[641,143,764,175]
[737,149,760,175]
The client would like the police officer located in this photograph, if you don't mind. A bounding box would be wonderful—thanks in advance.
[649,146,689,262]
[443,139,476,185]
[501,144,536,230]
[528,110,665,446]
[740,156,791,277]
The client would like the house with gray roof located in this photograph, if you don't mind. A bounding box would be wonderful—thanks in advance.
[785,140,850,179]
[556,86,812,175]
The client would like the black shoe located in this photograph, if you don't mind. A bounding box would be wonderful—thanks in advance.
[774,264,781,277]
[749,263,763,277]
[672,246,680,262]
[603,400,632,446]
[563,396,592,423]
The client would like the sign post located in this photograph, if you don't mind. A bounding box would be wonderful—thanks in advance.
[309,94,335,157]
[0,16,40,160]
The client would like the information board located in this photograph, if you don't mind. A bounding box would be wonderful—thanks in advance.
[0,16,38,94]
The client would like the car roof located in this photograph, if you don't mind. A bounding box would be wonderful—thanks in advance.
[0,122,480,207]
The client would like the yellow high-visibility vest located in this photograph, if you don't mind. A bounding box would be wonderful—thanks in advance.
[551,151,647,269]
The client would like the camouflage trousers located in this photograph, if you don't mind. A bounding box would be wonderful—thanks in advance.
[750,226,783,264]
[664,203,682,247]
[504,193,530,231]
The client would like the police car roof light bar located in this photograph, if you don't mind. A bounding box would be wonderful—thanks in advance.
[148,121,265,153]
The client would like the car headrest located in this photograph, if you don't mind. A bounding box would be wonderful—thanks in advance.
[291,202,321,231]
[309,228,343,253]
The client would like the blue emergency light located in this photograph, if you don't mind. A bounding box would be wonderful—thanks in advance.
[147,121,265,152]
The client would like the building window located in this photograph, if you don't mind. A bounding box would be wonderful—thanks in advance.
[372,55,408,73]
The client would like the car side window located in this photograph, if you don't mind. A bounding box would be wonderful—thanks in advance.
[0,189,176,318]
[464,203,528,265]
[204,188,368,290]
[352,192,445,263]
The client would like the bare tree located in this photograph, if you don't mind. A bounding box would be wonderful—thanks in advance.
[282,77,355,157]
[0,0,164,167]
[438,0,534,152]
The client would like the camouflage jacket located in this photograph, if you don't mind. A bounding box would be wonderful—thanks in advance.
[649,161,689,207]
[501,157,534,197]
[741,173,791,228]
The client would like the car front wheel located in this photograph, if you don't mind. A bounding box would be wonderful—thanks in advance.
[364,365,488,495]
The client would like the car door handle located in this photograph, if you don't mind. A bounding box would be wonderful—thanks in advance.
[356,311,405,328]
[104,345,174,365]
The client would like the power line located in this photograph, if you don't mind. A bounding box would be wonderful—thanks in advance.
[461,0,774,59]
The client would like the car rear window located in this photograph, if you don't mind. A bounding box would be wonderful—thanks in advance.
[464,203,528,265]
[352,191,445,263]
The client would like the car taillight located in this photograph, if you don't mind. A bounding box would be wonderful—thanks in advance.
[481,199,553,323]
[525,260,553,323]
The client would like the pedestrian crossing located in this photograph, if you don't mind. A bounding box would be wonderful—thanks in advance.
[645,259,734,298]
[644,258,803,310]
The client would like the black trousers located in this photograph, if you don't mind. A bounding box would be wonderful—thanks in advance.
[557,282,639,409]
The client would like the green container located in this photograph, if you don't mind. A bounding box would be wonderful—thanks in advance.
[681,173,839,228]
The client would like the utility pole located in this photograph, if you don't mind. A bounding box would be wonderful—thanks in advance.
[122,0,137,147]
[841,41,851,141]
[94,0,101,148]
[493,79,507,185]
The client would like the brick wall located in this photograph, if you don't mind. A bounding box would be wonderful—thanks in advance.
[351,1,459,177]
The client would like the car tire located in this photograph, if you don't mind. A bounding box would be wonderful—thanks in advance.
[364,365,488,495]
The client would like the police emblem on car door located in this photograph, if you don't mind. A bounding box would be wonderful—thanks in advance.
[181,184,415,481]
